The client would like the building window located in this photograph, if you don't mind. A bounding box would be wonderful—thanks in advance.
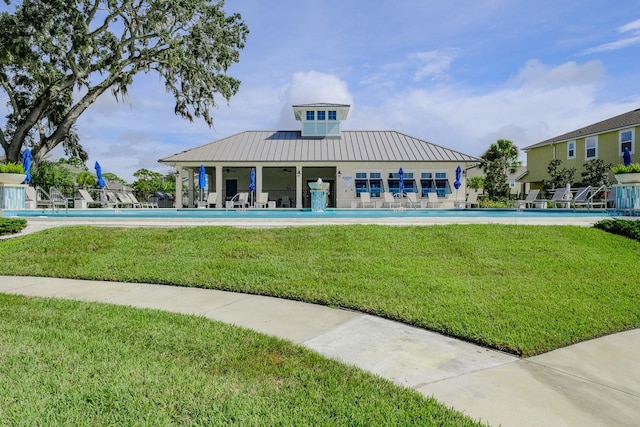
[355,172,368,196]
[306,111,315,120]
[567,141,575,159]
[434,172,451,196]
[317,111,326,121]
[620,129,634,154]
[387,172,416,194]
[420,172,435,196]
[585,136,597,160]
[328,111,337,120]
[369,173,382,197]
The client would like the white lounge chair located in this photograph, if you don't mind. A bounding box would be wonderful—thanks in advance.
[543,187,571,208]
[359,192,375,208]
[280,195,291,208]
[465,192,479,208]
[512,189,540,209]
[383,192,401,209]
[427,192,441,208]
[230,192,248,208]
[254,192,269,208]
[205,192,219,208]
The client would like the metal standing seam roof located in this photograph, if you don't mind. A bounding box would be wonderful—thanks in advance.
[524,108,640,150]
[159,131,480,164]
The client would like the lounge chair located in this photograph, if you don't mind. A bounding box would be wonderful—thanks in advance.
[129,192,156,208]
[24,186,37,209]
[34,186,69,210]
[605,187,617,209]
[405,192,424,208]
[280,195,291,208]
[115,192,134,208]
[359,192,376,208]
[78,188,108,208]
[383,192,401,209]
[202,192,218,208]
[427,192,441,208]
[512,189,540,209]
[104,190,121,208]
[230,192,248,208]
[465,191,479,208]
[574,185,607,210]
[543,187,571,208]
[254,192,269,208]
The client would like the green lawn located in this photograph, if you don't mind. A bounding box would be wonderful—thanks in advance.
[0,294,481,426]
[1,224,638,356]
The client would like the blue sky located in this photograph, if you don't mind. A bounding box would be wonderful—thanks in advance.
[7,1,640,181]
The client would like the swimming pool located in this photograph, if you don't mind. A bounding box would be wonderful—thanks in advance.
[1,207,613,220]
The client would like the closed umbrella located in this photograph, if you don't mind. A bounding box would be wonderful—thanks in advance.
[21,149,32,184]
[249,168,256,207]
[454,165,462,202]
[95,161,105,189]
[398,168,405,195]
[624,147,632,167]
[198,164,206,202]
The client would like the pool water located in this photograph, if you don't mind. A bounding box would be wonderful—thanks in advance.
[1,207,613,219]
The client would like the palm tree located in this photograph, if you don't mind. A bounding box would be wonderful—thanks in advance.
[481,139,521,201]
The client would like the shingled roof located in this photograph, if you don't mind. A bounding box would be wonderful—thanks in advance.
[524,108,640,150]
[160,130,480,164]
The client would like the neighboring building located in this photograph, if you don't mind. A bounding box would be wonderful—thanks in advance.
[159,103,481,208]
[523,108,640,188]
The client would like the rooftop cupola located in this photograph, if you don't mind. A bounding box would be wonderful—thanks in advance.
[292,103,350,137]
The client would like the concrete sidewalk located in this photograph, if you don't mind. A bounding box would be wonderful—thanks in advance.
[1,275,638,426]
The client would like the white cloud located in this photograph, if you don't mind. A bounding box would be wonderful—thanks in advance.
[274,71,354,130]
[349,60,640,161]
[410,49,458,82]
[584,18,640,54]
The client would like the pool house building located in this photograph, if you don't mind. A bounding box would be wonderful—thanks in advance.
[159,103,480,208]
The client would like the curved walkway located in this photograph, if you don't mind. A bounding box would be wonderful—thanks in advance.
[1,275,638,426]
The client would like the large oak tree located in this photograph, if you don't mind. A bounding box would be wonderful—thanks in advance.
[0,0,248,163]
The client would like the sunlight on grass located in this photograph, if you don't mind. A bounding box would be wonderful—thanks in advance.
[0,224,638,356]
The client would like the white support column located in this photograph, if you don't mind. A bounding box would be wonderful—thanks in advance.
[296,166,303,208]
[188,169,195,208]
[175,168,183,208]
[256,165,263,195]
[215,165,223,208]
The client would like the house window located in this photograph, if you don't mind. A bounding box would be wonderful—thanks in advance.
[306,111,315,120]
[328,111,337,120]
[567,141,575,159]
[585,136,597,160]
[620,129,634,154]
[317,111,326,121]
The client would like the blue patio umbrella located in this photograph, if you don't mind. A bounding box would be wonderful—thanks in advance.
[198,164,206,201]
[398,168,405,195]
[454,165,462,203]
[249,168,256,206]
[454,165,462,190]
[94,161,105,189]
[624,147,632,167]
[21,149,32,184]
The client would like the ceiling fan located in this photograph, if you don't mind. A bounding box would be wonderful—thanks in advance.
[223,168,236,173]
[282,168,293,173]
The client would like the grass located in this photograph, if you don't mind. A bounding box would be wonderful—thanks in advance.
[0,224,639,356]
[0,294,482,426]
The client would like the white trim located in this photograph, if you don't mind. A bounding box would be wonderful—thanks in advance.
[567,140,576,159]
[619,128,635,155]
[585,136,598,160]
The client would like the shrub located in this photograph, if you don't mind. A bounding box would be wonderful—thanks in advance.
[611,163,640,174]
[0,218,27,236]
[0,162,25,174]
[593,219,640,242]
